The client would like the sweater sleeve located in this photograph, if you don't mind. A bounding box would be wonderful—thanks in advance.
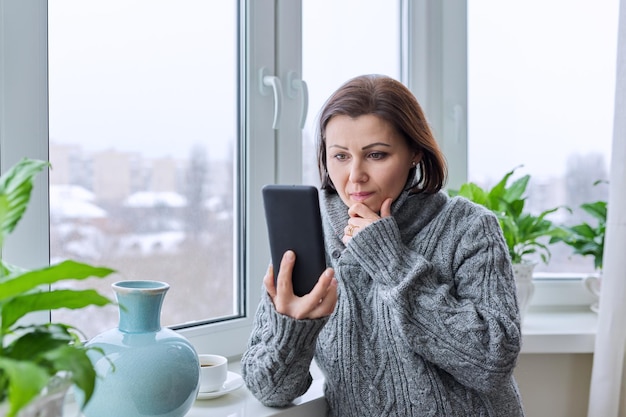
[240,291,328,407]
[345,209,521,394]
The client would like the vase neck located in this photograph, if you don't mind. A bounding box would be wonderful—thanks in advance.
[113,281,169,333]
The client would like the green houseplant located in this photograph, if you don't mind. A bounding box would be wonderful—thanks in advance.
[552,196,607,313]
[449,167,567,318]
[553,199,607,271]
[449,166,566,265]
[0,158,115,417]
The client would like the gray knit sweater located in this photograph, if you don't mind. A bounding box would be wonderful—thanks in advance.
[242,188,525,416]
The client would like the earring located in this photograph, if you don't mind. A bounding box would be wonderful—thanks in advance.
[411,161,417,167]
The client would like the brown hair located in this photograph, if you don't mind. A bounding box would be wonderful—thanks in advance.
[317,74,447,194]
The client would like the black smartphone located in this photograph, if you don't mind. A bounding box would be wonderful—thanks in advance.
[262,184,327,297]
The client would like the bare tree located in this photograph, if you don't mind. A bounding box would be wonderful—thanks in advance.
[565,152,609,225]
[184,144,209,239]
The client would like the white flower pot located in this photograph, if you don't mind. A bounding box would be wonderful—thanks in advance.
[512,262,536,321]
[583,273,601,313]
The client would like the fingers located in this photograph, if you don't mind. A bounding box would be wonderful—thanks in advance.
[302,268,333,310]
[268,262,338,320]
[264,263,276,298]
[265,250,295,308]
[314,274,338,317]
[296,268,338,320]
[275,250,296,295]
[380,198,393,218]
[344,222,359,237]
[343,199,393,243]
[341,223,358,245]
[348,203,378,220]
[348,199,394,219]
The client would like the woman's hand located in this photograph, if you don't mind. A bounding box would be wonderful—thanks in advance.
[342,197,393,245]
[264,250,338,320]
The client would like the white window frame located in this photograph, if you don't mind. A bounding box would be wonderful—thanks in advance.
[0,0,50,271]
[0,0,305,357]
[0,1,51,328]
[179,0,278,356]
[181,0,305,356]
[405,1,607,308]
[3,0,584,353]
[404,0,468,191]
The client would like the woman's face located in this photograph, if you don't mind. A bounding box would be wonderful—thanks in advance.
[325,114,418,213]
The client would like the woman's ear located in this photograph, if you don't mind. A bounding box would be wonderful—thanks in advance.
[411,151,423,166]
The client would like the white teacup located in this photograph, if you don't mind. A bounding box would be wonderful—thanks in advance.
[198,354,228,393]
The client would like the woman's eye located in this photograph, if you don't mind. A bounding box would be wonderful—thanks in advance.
[333,153,348,161]
[368,152,387,160]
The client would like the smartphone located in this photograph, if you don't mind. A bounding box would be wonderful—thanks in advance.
[262,184,326,297]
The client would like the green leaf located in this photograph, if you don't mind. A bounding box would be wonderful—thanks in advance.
[581,201,607,223]
[507,199,525,218]
[0,260,25,281]
[1,289,111,332]
[488,168,516,201]
[0,158,116,416]
[594,254,603,271]
[503,174,530,203]
[0,357,50,417]
[3,324,76,361]
[456,183,489,206]
[554,198,606,270]
[42,345,97,408]
[0,158,49,251]
[0,260,115,300]
[570,223,598,239]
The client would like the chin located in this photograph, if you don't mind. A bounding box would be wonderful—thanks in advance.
[364,202,382,213]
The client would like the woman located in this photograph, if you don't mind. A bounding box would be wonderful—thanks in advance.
[242,74,524,416]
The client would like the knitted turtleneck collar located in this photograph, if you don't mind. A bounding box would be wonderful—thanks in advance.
[320,184,449,243]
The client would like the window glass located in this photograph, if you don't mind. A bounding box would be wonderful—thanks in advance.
[49,0,240,338]
[301,0,401,185]
[468,0,618,273]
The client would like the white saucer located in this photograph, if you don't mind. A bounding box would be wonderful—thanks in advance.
[196,371,244,400]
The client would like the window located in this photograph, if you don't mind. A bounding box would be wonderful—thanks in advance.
[1,0,290,357]
[301,0,401,184]
[467,0,618,274]
[48,0,240,339]
[407,0,617,276]
[3,0,402,356]
[4,1,613,357]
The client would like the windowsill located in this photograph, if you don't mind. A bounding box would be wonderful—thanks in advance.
[186,304,598,416]
[521,276,599,353]
[185,358,327,417]
[63,357,328,417]
[64,278,598,417]
[521,306,597,353]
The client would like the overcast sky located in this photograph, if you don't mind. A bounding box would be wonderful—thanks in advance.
[467,0,618,181]
[48,0,618,182]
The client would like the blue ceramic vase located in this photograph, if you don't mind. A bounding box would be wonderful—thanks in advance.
[83,280,200,417]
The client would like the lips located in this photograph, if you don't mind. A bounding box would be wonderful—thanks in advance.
[349,192,373,202]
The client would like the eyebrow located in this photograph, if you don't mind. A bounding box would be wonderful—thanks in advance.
[328,142,392,151]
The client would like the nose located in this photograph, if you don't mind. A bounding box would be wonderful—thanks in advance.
[349,160,368,183]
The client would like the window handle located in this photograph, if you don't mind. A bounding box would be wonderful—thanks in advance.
[287,71,309,129]
[259,67,283,130]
